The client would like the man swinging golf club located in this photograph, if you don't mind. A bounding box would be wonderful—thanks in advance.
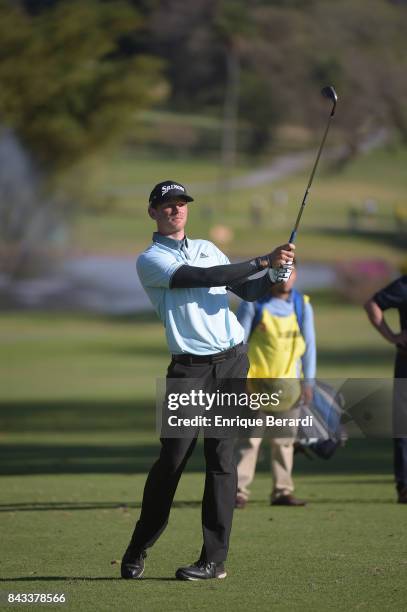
[120,179,295,581]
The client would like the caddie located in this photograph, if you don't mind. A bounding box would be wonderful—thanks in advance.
[235,261,316,508]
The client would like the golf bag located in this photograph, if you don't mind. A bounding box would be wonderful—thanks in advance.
[251,291,346,459]
[292,292,346,459]
[296,381,346,459]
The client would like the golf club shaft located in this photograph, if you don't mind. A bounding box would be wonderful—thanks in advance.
[289,106,335,244]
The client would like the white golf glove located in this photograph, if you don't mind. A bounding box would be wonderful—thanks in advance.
[269,260,293,283]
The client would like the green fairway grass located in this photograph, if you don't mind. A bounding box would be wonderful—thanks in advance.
[0,307,404,610]
[1,299,397,406]
[75,146,407,265]
[1,469,405,611]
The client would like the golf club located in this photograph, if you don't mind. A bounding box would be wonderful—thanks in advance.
[288,85,338,244]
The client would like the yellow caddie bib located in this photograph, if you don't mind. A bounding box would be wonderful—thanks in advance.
[247,297,308,411]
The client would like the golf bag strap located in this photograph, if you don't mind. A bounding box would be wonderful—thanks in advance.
[292,289,305,336]
[249,296,268,338]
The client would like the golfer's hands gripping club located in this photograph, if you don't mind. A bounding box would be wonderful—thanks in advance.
[267,243,295,284]
[274,261,294,283]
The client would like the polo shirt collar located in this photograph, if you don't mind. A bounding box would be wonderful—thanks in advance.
[152,232,189,251]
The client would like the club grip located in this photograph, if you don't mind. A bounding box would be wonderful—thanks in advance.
[289,230,296,244]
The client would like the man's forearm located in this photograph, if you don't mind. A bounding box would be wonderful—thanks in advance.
[227,272,273,302]
[364,299,396,343]
[170,258,272,289]
[170,243,295,289]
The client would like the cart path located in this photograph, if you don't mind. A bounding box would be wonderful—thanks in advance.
[106,129,388,198]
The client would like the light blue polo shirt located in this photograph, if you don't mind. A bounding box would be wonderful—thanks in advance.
[136,233,244,355]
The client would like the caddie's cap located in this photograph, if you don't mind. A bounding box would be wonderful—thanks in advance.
[149,180,194,207]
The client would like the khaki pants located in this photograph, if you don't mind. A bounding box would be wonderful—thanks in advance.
[236,409,299,501]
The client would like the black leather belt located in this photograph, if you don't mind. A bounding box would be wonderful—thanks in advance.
[172,343,244,365]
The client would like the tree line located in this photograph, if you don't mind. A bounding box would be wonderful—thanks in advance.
[0,0,406,169]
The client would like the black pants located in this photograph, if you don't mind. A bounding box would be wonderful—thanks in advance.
[128,345,249,563]
[394,352,407,491]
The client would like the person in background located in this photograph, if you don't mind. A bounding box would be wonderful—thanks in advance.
[364,275,407,504]
[235,261,316,508]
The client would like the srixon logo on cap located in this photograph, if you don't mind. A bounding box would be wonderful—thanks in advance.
[161,184,185,196]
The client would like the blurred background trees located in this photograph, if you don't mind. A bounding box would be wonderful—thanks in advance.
[1,0,406,169]
[0,0,164,170]
[0,0,406,275]
[0,0,164,270]
[132,0,407,160]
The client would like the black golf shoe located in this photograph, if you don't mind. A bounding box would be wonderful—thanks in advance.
[271,494,307,506]
[398,487,407,504]
[235,493,247,509]
[121,548,146,579]
[175,560,227,581]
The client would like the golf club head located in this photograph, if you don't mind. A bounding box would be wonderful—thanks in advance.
[321,85,338,116]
